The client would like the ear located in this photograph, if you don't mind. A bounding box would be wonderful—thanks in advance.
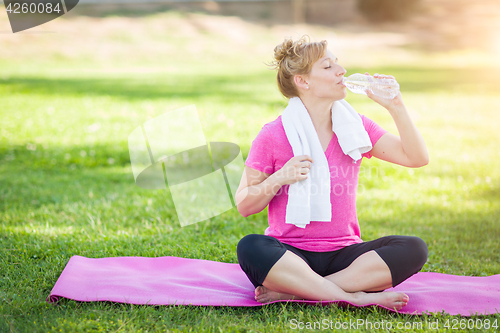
[294,75,309,91]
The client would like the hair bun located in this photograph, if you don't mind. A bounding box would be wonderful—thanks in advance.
[267,35,326,98]
[273,37,295,63]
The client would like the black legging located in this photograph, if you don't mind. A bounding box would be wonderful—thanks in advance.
[237,234,428,289]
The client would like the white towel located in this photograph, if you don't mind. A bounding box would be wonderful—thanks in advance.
[281,97,372,228]
[332,99,373,162]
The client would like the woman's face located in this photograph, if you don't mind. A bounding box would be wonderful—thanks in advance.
[301,49,347,100]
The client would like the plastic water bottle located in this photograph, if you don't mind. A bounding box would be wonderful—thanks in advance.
[342,73,400,99]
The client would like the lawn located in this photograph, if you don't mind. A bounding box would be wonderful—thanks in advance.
[1,9,500,333]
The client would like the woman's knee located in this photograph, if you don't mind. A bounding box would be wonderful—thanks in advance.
[237,234,261,260]
[236,234,286,287]
[378,236,428,287]
[237,234,283,264]
[405,236,428,269]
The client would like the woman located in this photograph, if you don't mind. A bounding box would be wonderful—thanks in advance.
[235,36,429,311]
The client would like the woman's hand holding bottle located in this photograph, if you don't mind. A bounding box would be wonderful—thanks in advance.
[364,72,405,112]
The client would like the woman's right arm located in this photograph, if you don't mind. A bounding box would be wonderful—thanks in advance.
[235,155,314,218]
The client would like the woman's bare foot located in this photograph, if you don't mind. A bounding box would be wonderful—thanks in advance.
[254,286,303,303]
[254,286,408,310]
[352,291,409,311]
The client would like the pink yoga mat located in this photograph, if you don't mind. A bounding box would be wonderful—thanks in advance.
[47,256,500,316]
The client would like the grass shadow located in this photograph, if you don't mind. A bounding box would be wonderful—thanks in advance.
[2,66,499,104]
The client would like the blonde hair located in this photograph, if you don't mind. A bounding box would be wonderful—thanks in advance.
[269,35,328,99]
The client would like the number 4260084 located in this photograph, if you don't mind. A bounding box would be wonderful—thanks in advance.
[444,318,498,330]
[6,2,62,14]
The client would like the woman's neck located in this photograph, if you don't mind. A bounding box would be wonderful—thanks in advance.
[299,95,334,133]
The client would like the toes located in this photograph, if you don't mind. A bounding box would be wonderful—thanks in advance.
[392,301,407,311]
[394,300,408,310]
[255,286,265,297]
[255,295,269,303]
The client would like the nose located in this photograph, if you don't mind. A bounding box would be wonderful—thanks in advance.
[337,66,347,77]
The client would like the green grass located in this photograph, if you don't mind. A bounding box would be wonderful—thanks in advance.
[1,10,500,333]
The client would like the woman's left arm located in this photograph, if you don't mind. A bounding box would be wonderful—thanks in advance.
[365,73,429,168]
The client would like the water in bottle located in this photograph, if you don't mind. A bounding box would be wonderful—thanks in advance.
[342,73,400,99]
